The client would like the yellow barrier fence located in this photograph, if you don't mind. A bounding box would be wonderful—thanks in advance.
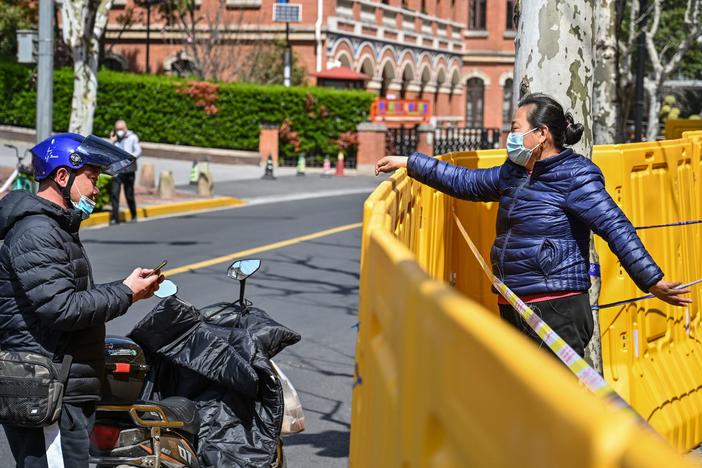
[665,119,702,140]
[352,131,702,465]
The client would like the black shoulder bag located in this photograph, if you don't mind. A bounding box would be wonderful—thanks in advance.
[0,352,72,427]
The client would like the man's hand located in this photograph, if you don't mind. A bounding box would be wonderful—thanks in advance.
[375,156,408,176]
[123,268,165,303]
[649,280,693,307]
[109,130,117,143]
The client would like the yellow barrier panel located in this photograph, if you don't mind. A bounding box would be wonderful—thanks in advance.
[354,131,702,463]
[436,133,702,451]
[593,133,702,450]
[665,119,702,140]
[353,219,692,467]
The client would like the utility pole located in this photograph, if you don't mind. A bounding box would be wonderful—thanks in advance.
[633,0,648,142]
[273,0,300,87]
[36,0,54,142]
[146,0,152,73]
[283,22,291,87]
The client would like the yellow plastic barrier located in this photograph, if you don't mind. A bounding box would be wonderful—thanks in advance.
[354,202,692,467]
[353,132,702,464]
[665,119,702,140]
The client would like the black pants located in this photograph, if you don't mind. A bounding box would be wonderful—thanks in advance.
[3,402,96,468]
[111,172,137,223]
[498,293,594,358]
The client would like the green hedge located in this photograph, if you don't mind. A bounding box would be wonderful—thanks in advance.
[0,62,374,159]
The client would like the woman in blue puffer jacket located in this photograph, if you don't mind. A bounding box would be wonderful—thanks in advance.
[375,93,691,357]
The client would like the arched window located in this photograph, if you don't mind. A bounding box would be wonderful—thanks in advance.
[465,77,484,127]
[419,67,431,99]
[399,65,413,99]
[337,53,352,68]
[502,78,514,129]
[359,57,375,81]
[379,61,395,98]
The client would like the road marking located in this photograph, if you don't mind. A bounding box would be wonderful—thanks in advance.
[162,222,363,277]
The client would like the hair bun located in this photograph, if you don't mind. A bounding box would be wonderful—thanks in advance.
[564,111,575,126]
[564,121,584,145]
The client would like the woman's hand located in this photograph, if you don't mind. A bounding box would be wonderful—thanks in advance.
[375,156,408,176]
[649,280,693,307]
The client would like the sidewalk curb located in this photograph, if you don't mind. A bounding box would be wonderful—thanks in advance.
[82,197,246,228]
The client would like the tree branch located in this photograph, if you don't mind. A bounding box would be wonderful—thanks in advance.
[644,0,663,79]
[647,0,660,38]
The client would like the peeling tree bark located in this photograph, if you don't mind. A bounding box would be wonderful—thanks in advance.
[62,0,113,135]
[514,0,595,157]
[514,0,603,372]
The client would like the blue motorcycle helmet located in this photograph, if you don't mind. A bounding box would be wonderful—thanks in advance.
[31,133,136,204]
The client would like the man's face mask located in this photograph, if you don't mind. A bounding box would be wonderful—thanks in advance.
[506,127,540,167]
[116,129,126,139]
[72,186,96,220]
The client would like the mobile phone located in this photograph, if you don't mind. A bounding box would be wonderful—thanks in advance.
[147,260,167,277]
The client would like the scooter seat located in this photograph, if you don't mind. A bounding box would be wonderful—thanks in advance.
[141,396,201,436]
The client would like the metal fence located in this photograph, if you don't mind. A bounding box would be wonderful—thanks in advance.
[385,126,502,157]
[433,127,501,154]
[385,127,419,156]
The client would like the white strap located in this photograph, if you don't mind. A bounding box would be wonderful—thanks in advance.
[43,421,64,468]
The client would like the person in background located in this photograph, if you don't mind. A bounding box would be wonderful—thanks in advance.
[110,119,142,224]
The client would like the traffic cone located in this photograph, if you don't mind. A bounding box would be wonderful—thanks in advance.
[335,151,345,176]
[321,155,332,177]
[262,154,276,180]
[296,153,306,176]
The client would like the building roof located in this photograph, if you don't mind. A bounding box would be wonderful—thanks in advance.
[312,67,370,81]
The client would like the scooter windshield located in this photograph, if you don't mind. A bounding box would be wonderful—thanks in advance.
[74,135,136,175]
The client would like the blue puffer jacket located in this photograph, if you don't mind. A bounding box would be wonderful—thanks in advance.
[407,149,663,295]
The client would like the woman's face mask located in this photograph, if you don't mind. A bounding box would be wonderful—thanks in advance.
[506,127,541,167]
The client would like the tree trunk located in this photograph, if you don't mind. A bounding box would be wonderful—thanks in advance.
[593,0,619,145]
[585,235,602,373]
[514,0,595,157]
[62,0,113,135]
[584,0,620,374]
[514,0,601,370]
[645,78,661,141]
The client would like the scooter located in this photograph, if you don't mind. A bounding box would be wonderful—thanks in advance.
[89,259,303,467]
[89,310,202,467]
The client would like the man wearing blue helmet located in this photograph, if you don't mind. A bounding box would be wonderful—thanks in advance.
[0,133,164,467]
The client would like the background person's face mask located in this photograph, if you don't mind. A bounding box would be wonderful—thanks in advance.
[115,129,126,139]
[506,128,540,167]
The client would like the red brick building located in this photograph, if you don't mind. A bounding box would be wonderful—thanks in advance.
[104,0,516,129]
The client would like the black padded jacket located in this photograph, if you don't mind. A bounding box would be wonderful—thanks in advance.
[0,191,133,402]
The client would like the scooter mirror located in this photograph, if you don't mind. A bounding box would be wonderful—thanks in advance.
[228,259,261,281]
[154,279,178,298]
